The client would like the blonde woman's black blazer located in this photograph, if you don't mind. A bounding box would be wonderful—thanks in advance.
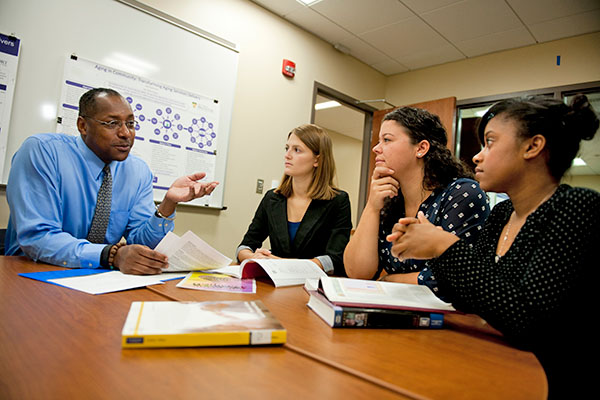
[239,189,352,276]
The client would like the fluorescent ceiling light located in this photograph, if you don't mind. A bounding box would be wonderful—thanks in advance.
[297,0,321,6]
[315,100,341,110]
[572,157,587,166]
[474,108,489,117]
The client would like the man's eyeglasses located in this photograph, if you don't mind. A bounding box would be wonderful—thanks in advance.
[82,116,136,131]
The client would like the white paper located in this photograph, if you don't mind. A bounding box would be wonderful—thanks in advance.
[155,231,232,272]
[48,272,187,295]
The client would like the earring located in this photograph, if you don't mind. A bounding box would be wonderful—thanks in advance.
[417,153,422,157]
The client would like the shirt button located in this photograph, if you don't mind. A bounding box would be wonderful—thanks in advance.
[89,263,92,267]
[63,261,67,265]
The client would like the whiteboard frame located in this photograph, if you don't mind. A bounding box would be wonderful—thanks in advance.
[115,0,239,53]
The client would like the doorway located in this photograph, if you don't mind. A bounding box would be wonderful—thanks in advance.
[311,83,376,228]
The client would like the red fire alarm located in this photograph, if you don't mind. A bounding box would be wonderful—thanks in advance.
[282,59,296,78]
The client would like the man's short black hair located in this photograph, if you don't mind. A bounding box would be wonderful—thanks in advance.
[78,88,123,117]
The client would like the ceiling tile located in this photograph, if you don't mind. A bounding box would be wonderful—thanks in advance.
[369,58,409,75]
[360,17,452,60]
[284,6,352,44]
[399,0,463,14]
[456,27,536,57]
[337,36,389,64]
[250,0,305,17]
[507,0,600,25]
[399,44,465,70]
[528,9,600,42]
[311,0,414,35]
[421,0,524,42]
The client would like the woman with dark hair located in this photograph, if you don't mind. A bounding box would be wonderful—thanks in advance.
[237,124,351,276]
[344,107,489,295]
[388,94,599,399]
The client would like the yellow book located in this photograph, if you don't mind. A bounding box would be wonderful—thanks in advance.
[122,300,286,348]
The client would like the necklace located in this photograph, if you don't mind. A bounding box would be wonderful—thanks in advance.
[495,214,513,263]
[494,185,558,263]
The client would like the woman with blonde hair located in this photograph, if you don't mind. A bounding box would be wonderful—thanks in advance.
[237,124,351,276]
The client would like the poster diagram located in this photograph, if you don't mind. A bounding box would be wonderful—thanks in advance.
[132,101,217,151]
[57,56,220,207]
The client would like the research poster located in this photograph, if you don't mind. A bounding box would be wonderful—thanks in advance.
[58,56,221,207]
[0,33,21,179]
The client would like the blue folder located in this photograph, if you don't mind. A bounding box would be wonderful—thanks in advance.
[19,268,185,289]
[19,269,111,287]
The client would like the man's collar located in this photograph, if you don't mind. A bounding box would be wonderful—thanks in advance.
[76,136,116,179]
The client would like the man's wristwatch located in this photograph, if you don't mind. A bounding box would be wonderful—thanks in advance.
[155,204,176,221]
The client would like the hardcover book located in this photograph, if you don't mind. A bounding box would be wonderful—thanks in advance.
[122,300,286,348]
[308,291,444,329]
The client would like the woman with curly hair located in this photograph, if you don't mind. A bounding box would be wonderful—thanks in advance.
[344,107,489,297]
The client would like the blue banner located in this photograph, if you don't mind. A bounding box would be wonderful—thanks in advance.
[0,33,20,57]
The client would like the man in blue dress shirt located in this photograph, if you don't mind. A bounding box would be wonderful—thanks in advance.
[5,88,218,274]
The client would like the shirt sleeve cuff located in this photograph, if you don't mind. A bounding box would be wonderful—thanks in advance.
[316,255,334,275]
[150,212,175,233]
[78,243,110,269]
[236,245,253,261]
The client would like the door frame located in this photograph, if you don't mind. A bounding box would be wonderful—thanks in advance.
[311,81,377,221]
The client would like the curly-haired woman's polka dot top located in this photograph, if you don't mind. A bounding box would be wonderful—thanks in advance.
[378,178,490,298]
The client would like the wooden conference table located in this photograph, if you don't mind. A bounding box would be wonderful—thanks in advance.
[0,256,547,399]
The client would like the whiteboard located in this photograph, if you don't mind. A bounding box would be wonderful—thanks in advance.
[0,0,239,209]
